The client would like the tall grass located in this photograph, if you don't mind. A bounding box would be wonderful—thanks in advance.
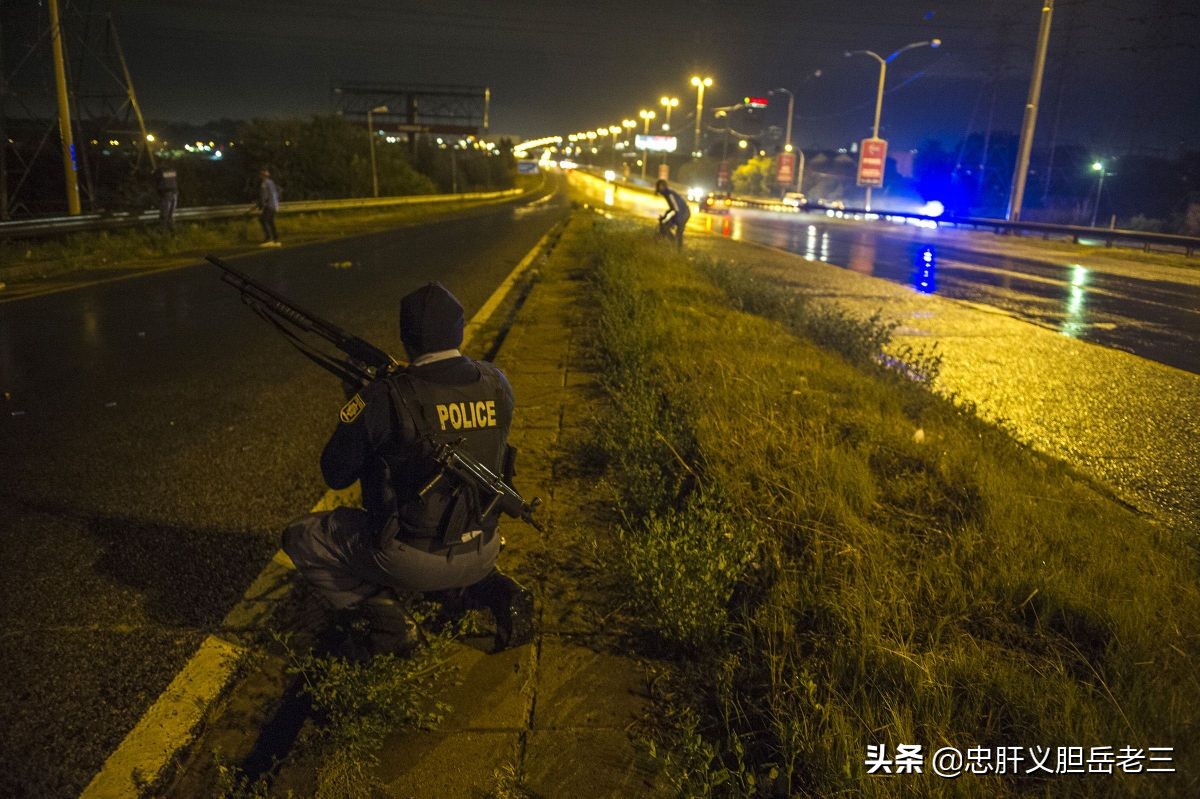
[578,218,1200,797]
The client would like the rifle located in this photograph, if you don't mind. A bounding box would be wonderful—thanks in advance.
[207,253,545,531]
[420,439,544,532]
[206,254,397,385]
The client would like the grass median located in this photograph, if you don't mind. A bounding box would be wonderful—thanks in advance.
[577,216,1200,797]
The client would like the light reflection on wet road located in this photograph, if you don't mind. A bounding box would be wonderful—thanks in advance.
[688,210,1200,534]
[705,210,1200,374]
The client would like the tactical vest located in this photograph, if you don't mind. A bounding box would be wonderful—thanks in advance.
[383,363,511,548]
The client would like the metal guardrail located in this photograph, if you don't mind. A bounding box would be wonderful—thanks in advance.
[0,187,524,241]
[730,196,1200,257]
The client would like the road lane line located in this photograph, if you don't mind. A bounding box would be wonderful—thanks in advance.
[79,218,566,798]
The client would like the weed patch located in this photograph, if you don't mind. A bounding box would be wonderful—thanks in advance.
[212,630,452,798]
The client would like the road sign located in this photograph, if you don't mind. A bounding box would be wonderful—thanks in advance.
[658,163,670,181]
[856,137,887,187]
[776,152,796,185]
[517,160,540,174]
[743,96,769,109]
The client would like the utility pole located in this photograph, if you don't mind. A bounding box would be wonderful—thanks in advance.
[48,0,82,215]
[1,28,8,220]
[1006,0,1054,222]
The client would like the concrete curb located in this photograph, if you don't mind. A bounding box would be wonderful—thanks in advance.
[77,216,568,798]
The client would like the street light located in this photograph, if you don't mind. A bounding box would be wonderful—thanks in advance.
[690,75,713,158]
[1090,160,1108,228]
[659,96,679,131]
[367,104,388,197]
[639,109,656,178]
[608,125,621,167]
[845,39,940,210]
[769,87,797,193]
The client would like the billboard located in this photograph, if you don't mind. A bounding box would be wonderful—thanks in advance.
[635,134,678,153]
[856,138,887,187]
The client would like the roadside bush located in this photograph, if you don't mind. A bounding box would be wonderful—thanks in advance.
[620,498,758,652]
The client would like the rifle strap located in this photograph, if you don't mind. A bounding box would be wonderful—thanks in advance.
[384,371,437,449]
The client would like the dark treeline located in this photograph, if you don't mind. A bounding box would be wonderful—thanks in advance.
[4,115,517,217]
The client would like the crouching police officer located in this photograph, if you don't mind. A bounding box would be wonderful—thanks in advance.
[282,281,534,656]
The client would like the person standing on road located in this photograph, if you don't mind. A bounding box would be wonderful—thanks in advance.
[283,282,535,657]
[153,162,179,232]
[256,167,281,247]
[656,178,690,250]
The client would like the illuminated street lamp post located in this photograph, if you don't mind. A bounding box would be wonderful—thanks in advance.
[367,104,388,197]
[586,130,598,164]
[845,39,940,210]
[608,125,621,167]
[1090,160,1108,228]
[622,119,636,174]
[770,87,796,191]
[659,97,679,169]
[659,96,679,131]
[639,109,656,178]
[690,76,712,158]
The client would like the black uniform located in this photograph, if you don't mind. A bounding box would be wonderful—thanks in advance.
[283,282,532,654]
[283,354,514,609]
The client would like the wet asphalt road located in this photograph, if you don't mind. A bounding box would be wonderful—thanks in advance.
[705,210,1200,374]
[0,184,568,796]
[683,207,1200,532]
[578,172,1198,531]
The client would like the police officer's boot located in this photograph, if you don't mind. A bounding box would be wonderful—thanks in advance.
[361,591,419,658]
[465,570,535,651]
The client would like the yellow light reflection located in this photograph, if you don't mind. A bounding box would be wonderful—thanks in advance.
[848,237,876,274]
[1061,264,1089,337]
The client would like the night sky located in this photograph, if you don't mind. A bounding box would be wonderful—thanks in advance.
[8,0,1200,155]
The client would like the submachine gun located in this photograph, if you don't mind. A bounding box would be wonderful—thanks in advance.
[205,254,544,531]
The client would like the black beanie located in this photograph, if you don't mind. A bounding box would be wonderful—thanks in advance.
[399,282,465,357]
